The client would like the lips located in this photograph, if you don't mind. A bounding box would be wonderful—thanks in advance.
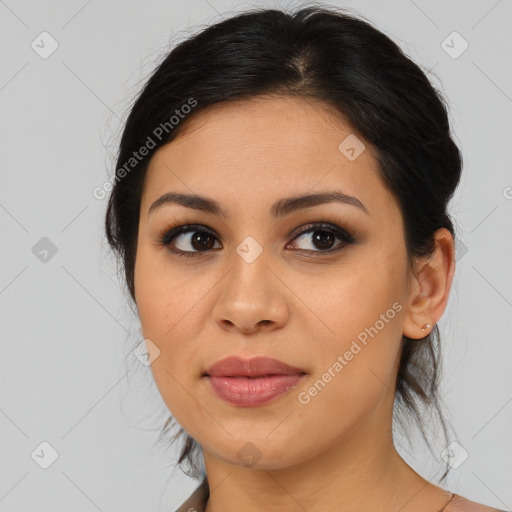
[204,355,306,378]
[203,356,306,407]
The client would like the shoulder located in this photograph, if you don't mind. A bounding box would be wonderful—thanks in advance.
[174,477,209,512]
[444,494,508,512]
[172,484,509,512]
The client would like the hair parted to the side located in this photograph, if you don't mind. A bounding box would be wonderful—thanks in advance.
[105,3,462,483]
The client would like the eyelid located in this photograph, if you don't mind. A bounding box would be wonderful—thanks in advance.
[287,221,354,241]
[160,223,216,246]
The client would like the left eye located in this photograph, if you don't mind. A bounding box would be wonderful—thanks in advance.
[287,223,355,254]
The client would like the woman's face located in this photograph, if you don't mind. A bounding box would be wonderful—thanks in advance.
[134,96,417,470]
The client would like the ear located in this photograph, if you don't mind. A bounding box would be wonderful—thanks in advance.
[402,228,456,340]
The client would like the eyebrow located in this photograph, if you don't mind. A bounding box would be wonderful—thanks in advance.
[148,189,369,218]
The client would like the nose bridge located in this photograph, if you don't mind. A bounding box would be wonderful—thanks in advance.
[212,233,288,332]
[229,234,271,297]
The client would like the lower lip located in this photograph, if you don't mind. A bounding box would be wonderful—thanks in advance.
[204,374,304,407]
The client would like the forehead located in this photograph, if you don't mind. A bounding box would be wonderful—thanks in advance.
[142,96,399,220]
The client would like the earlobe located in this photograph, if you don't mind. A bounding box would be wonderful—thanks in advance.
[402,228,456,340]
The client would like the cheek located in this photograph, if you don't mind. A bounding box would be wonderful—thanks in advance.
[134,255,203,431]
[292,246,407,408]
[298,244,406,346]
[133,246,215,413]
[134,245,199,338]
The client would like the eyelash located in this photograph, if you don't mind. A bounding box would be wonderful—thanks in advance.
[157,220,357,259]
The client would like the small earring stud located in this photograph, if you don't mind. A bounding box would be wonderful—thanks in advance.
[421,323,432,333]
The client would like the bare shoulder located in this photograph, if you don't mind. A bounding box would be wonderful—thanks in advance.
[445,494,508,512]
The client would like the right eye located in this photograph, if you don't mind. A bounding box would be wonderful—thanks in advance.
[159,224,222,257]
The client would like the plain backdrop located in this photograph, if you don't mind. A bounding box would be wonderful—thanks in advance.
[0,1,511,511]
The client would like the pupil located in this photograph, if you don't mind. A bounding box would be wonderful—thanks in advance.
[313,230,334,250]
[192,232,214,250]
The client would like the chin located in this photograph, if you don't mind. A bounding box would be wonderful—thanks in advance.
[205,436,310,471]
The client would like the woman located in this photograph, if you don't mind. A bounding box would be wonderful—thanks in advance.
[104,5,505,512]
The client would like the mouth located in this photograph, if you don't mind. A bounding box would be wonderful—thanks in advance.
[202,355,307,407]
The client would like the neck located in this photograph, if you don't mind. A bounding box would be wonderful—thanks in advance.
[202,410,448,512]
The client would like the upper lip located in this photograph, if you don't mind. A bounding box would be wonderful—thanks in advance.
[204,356,306,378]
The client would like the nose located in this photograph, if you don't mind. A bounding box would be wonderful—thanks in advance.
[212,248,289,334]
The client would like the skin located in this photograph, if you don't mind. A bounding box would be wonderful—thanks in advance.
[134,95,456,512]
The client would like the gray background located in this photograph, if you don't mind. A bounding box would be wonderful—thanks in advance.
[1,0,511,511]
